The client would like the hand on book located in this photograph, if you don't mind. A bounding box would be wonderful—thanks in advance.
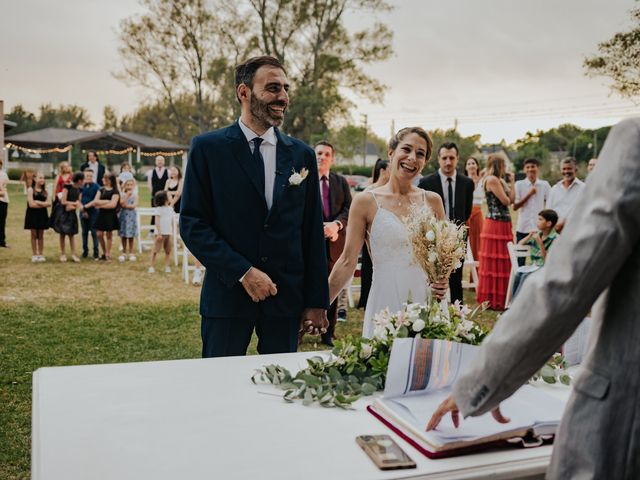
[426,394,510,431]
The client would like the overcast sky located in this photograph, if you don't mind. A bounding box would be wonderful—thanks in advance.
[1,0,639,143]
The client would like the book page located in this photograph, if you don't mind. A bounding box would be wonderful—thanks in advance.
[384,338,480,398]
[379,337,568,449]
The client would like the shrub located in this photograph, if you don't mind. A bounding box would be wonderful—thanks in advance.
[7,168,22,181]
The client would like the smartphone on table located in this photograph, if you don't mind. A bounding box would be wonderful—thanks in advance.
[356,434,417,470]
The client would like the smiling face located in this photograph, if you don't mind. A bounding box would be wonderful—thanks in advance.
[239,65,289,133]
[524,162,539,180]
[315,144,334,177]
[35,172,46,187]
[388,132,428,181]
[465,158,479,176]
[561,161,576,182]
[438,147,459,177]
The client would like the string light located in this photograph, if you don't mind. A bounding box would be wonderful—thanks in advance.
[5,142,72,154]
[140,150,186,157]
[92,147,135,155]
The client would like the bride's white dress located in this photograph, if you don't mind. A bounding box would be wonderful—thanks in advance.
[362,192,431,338]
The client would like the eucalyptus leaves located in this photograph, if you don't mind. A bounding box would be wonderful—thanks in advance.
[252,299,488,408]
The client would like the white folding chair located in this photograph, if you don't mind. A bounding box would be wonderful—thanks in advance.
[172,212,182,267]
[181,244,206,284]
[505,242,535,308]
[137,207,158,253]
[462,239,479,291]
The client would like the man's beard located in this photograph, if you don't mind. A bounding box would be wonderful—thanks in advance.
[250,93,286,130]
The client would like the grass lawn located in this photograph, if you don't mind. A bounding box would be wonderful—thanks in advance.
[0,181,499,479]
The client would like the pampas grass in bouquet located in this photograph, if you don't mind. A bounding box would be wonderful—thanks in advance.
[405,203,467,300]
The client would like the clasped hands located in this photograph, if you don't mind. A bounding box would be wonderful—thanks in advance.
[240,267,328,335]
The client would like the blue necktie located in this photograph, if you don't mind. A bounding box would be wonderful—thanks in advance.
[252,137,265,197]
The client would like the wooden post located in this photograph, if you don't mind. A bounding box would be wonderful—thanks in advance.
[136,146,141,166]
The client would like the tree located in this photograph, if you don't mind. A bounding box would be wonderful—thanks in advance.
[241,0,394,141]
[333,124,386,161]
[426,129,481,175]
[115,0,243,142]
[36,104,93,130]
[102,106,120,131]
[584,7,640,99]
[5,105,38,134]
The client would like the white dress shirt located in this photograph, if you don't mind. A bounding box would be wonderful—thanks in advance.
[547,177,585,221]
[438,169,456,218]
[515,177,551,233]
[238,119,277,209]
[87,161,99,180]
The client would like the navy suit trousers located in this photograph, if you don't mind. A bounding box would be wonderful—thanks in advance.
[201,315,300,357]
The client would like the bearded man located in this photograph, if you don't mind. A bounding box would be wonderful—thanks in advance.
[180,56,329,358]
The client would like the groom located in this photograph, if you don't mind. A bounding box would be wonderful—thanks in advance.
[180,56,329,358]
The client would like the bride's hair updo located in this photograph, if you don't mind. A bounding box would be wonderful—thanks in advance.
[388,127,433,160]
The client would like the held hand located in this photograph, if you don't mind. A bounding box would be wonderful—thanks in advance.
[431,279,449,300]
[528,186,537,197]
[323,222,340,241]
[299,308,328,336]
[240,267,277,302]
[426,394,510,431]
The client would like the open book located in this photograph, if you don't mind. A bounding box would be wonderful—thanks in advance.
[368,338,567,458]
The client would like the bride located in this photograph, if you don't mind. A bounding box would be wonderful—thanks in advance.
[328,127,448,338]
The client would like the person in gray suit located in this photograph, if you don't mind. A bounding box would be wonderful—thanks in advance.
[427,117,640,479]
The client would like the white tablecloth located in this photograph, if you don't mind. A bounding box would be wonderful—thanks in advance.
[32,351,572,480]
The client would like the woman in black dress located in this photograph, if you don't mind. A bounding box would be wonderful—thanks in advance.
[165,166,183,213]
[24,172,52,262]
[88,173,120,261]
[55,171,84,262]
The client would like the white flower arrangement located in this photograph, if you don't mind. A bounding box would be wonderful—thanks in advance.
[288,167,309,186]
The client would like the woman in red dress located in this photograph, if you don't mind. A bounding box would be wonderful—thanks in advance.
[464,156,484,263]
[476,153,514,310]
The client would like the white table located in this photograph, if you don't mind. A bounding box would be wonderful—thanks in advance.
[32,352,572,480]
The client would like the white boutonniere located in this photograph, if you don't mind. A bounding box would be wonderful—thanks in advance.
[288,167,309,186]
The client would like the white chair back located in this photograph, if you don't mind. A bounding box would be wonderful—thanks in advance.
[505,242,531,308]
[136,207,158,253]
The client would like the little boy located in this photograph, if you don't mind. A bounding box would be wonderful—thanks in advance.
[512,209,558,297]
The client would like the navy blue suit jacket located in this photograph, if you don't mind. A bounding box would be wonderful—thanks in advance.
[180,122,329,318]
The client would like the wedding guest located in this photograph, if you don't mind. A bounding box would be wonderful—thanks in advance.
[54,161,73,196]
[148,190,173,273]
[90,173,120,261]
[165,166,183,213]
[512,209,558,298]
[359,158,390,309]
[547,157,585,233]
[428,117,640,480]
[118,162,138,191]
[80,169,100,259]
[476,153,514,310]
[56,171,84,263]
[148,155,168,225]
[513,158,551,265]
[587,157,598,175]
[313,140,351,346]
[50,162,73,233]
[419,142,474,304]
[80,151,105,186]
[118,176,139,262]
[20,168,35,194]
[0,157,9,248]
[24,172,51,262]
[464,156,484,263]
